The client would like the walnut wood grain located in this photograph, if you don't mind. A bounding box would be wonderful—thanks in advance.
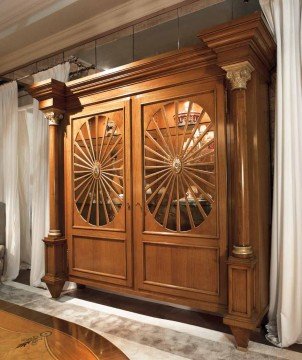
[28,12,276,349]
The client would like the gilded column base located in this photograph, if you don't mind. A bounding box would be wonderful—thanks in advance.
[232,245,253,258]
[48,229,62,238]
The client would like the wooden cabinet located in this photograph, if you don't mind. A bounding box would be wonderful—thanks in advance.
[65,99,133,288]
[29,12,275,349]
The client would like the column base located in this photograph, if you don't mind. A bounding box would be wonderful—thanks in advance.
[43,275,66,298]
[43,236,67,299]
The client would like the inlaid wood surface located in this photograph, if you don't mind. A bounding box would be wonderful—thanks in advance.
[0,300,128,360]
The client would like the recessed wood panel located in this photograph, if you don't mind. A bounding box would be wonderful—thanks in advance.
[72,236,126,279]
[231,268,247,315]
[143,243,219,295]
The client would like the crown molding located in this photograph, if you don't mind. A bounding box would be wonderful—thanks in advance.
[28,46,218,112]
[65,46,216,97]
[27,78,66,112]
[198,11,276,71]
[0,0,186,75]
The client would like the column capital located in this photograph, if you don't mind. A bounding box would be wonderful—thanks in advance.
[45,111,64,126]
[222,61,254,90]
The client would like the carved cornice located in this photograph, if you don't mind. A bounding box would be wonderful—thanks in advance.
[45,111,64,126]
[198,11,276,72]
[27,78,66,113]
[65,47,216,105]
[222,61,254,90]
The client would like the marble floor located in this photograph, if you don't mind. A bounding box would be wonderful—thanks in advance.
[0,281,301,360]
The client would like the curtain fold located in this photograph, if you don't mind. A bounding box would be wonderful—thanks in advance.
[30,63,70,287]
[260,0,302,347]
[18,110,31,269]
[0,82,20,281]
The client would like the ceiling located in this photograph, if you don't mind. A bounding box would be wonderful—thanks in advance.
[0,0,187,75]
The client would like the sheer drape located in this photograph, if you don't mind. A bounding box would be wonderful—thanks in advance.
[30,63,70,287]
[18,110,31,269]
[260,0,302,347]
[0,82,20,281]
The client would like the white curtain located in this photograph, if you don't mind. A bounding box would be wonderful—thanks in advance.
[260,0,302,347]
[0,82,20,281]
[18,110,31,269]
[30,63,70,287]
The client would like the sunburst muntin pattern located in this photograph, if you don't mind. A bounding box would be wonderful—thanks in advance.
[73,116,124,226]
[144,101,215,232]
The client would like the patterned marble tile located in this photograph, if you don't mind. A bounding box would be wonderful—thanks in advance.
[0,283,298,360]
[0,283,41,305]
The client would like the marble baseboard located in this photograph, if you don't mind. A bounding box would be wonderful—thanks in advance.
[0,282,300,360]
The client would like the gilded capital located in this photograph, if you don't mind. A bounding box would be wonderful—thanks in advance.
[45,111,64,126]
[222,61,254,90]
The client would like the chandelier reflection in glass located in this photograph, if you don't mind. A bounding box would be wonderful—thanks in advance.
[145,101,215,232]
[73,116,124,226]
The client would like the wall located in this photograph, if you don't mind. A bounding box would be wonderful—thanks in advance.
[14,0,260,106]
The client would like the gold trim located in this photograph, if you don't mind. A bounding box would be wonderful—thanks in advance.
[48,230,62,237]
[45,111,64,126]
[222,61,254,90]
[232,245,253,257]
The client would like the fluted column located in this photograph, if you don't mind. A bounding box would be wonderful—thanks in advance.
[222,61,254,258]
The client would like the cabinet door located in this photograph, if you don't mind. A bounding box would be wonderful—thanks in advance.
[132,80,227,309]
[65,99,132,287]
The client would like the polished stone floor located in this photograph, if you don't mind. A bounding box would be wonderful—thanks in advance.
[0,281,301,360]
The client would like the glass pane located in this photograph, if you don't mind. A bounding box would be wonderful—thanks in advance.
[134,11,178,61]
[96,27,133,71]
[179,0,232,47]
[64,41,96,67]
[74,115,123,226]
[145,101,215,232]
[37,54,64,72]
[232,0,261,18]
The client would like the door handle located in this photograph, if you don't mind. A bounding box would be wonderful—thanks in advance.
[127,202,131,210]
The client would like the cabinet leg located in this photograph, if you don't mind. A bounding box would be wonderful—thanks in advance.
[230,326,250,351]
[46,282,65,299]
[76,283,86,289]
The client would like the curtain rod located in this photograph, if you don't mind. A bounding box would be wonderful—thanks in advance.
[2,56,95,84]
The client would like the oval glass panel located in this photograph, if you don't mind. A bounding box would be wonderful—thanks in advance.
[74,116,124,226]
[144,101,215,232]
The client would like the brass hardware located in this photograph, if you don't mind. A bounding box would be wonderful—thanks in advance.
[232,245,253,258]
[92,161,101,179]
[127,202,131,210]
[48,229,62,237]
[172,156,182,174]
